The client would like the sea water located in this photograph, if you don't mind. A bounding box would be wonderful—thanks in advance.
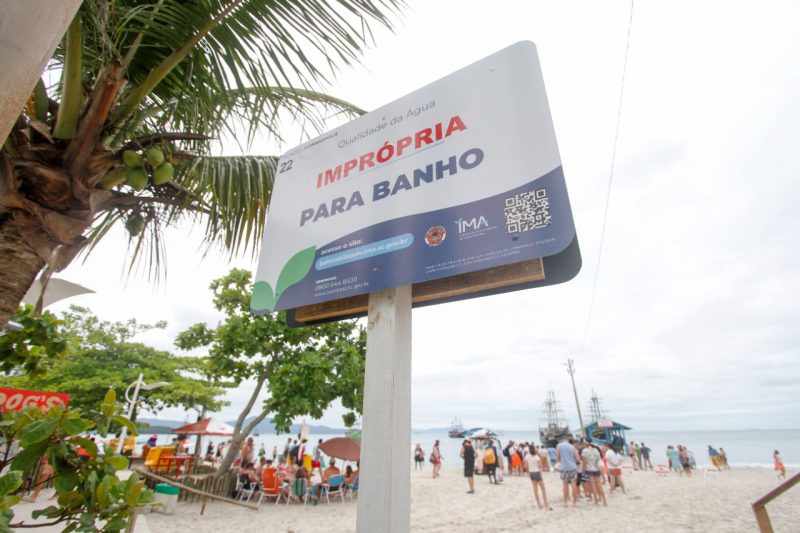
[141,428,798,470]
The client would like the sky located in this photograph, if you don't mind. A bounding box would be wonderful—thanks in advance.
[47,0,800,432]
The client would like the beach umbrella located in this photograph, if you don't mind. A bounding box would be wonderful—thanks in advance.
[22,277,94,309]
[172,418,234,436]
[319,437,361,461]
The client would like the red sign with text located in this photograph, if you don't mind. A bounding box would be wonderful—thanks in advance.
[0,388,70,412]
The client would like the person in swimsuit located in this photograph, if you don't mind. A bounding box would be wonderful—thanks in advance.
[774,450,786,479]
[431,440,443,479]
[414,443,425,470]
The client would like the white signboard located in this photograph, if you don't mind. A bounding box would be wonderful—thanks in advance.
[252,41,578,313]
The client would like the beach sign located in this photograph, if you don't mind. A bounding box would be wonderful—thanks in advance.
[252,41,580,323]
[0,387,69,413]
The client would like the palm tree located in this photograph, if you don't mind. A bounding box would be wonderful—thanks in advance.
[0,0,401,326]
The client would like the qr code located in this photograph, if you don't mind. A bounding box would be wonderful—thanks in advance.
[504,188,551,234]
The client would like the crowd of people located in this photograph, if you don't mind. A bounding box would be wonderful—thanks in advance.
[232,437,359,504]
[451,436,633,508]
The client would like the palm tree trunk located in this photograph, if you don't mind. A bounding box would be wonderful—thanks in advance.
[0,1,82,144]
[0,213,44,325]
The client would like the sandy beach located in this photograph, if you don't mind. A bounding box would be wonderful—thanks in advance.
[143,467,797,532]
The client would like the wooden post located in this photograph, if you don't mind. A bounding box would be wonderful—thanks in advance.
[356,286,412,533]
[753,506,772,533]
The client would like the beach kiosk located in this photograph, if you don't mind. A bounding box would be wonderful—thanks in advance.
[253,42,581,532]
[585,419,633,454]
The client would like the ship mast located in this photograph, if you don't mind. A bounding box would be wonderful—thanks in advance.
[587,389,608,422]
[566,359,586,438]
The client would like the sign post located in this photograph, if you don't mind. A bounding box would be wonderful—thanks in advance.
[253,41,581,532]
[357,286,412,532]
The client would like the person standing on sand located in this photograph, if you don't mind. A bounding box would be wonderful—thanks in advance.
[272,445,278,461]
[629,441,639,470]
[526,445,552,510]
[556,437,579,507]
[603,444,626,494]
[414,443,425,470]
[678,445,692,477]
[240,437,255,464]
[503,441,514,475]
[23,456,54,502]
[581,439,606,506]
[719,448,729,469]
[641,443,653,470]
[282,437,291,462]
[774,450,786,479]
[431,440,443,478]
[707,445,721,469]
[460,438,476,493]
[634,442,643,470]
[667,445,681,472]
[483,441,499,484]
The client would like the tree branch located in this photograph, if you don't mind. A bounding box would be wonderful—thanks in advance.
[10,513,70,528]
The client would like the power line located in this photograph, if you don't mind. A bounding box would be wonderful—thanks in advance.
[579,0,636,354]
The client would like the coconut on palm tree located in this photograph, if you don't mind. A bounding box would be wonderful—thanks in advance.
[0,0,401,326]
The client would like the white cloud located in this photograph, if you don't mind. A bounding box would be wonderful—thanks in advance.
[48,0,800,434]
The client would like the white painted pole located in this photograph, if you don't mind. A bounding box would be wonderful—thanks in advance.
[357,285,412,533]
[117,373,143,454]
[0,1,82,143]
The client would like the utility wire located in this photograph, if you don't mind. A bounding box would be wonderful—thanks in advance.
[579,0,636,354]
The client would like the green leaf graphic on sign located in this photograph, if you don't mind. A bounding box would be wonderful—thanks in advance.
[275,246,317,303]
[251,281,276,312]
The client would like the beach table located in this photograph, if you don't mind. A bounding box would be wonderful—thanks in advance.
[156,455,193,479]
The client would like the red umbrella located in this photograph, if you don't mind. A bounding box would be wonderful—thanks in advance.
[171,418,234,436]
[319,437,361,461]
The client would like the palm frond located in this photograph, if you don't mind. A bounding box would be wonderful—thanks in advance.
[179,155,278,258]
[43,0,404,280]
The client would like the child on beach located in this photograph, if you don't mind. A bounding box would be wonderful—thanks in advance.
[774,450,786,479]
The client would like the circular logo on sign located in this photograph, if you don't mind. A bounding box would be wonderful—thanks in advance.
[425,226,446,246]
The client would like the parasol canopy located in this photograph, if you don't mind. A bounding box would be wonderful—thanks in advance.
[172,418,234,436]
[319,437,361,461]
[23,277,94,309]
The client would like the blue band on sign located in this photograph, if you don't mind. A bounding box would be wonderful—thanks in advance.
[315,233,414,271]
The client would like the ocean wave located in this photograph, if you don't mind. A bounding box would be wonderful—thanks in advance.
[724,462,799,469]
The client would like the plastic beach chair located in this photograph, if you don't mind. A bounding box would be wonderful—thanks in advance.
[236,474,258,502]
[346,476,359,501]
[321,474,345,504]
[260,470,285,505]
[286,478,311,505]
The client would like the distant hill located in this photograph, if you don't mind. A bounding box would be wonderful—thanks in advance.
[241,417,346,435]
[136,417,189,434]
[135,416,347,435]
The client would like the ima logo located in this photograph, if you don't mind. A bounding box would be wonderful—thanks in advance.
[454,216,489,234]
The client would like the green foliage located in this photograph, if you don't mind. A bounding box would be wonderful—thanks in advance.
[0,400,153,532]
[43,0,401,277]
[0,305,72,376]
[0,306,225,422]
[176,268,365,434]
